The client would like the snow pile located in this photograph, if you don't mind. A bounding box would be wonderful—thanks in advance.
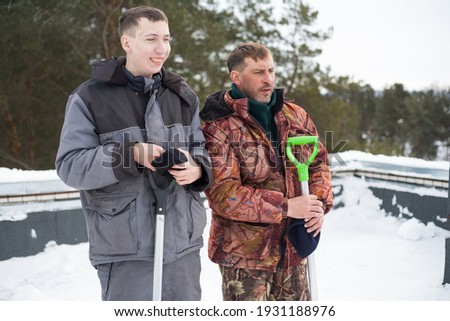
[397,218,442,241]
[0,168,59,183]
[336,176,382,210]
[0,241,98,301]
[315,176,450,300]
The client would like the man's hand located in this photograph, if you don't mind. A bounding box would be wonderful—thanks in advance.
[133,142,165,171]
[168,148,202,186]
[287,194,324,237]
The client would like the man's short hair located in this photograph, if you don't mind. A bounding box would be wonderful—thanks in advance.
[118,6,168,37]
[227,42,272,73]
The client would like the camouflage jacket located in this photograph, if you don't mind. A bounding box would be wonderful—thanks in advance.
[200,89,333,271]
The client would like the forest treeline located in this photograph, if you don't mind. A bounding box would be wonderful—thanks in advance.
[1,0,448,169]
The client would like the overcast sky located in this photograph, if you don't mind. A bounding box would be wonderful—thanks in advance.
[308,0,450,91]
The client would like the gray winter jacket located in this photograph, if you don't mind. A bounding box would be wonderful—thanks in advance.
[55,56,212,266]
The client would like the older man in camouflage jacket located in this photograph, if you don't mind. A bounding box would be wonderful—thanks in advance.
[200,42,333,301]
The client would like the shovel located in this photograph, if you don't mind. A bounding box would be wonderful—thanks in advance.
[286,135,319,301]
[149,175,175,301]
[148,175,176,301]
[148,148,187,300]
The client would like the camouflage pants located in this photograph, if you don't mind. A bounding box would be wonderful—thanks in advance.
[219,260,310,301]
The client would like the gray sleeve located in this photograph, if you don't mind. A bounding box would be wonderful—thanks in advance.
[55,93,139,190]
[188,100,213,192]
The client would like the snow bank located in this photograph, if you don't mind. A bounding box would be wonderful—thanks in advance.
[0,168,58,183]
[333,150,449,170]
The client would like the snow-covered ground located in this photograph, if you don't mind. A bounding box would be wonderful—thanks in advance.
[0,151,449,305]
[0,177,449,301]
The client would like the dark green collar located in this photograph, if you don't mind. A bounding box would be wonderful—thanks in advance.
[230,83,278,144]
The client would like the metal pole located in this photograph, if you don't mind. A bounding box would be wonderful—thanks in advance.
[152,212,165,301]
[149,177,176,301]
[301,180,319,301]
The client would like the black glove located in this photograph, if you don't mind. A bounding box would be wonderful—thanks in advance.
[151,147,188,175]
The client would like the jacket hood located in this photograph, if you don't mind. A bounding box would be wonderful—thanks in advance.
[199,90,232,122]
[200,88,286,123]
[91,56,196,107]
[91,56,128,86]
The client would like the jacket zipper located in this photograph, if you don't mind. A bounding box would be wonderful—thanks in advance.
[247,112,289,270]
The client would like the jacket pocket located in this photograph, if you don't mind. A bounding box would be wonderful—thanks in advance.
[222,221,273,259]
[86,193,139,255]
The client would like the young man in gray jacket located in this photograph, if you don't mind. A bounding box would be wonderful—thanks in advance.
[55,6,212,301]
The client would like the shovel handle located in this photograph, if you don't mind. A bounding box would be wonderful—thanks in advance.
[286,136,319,182]
[286,136,320,300]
